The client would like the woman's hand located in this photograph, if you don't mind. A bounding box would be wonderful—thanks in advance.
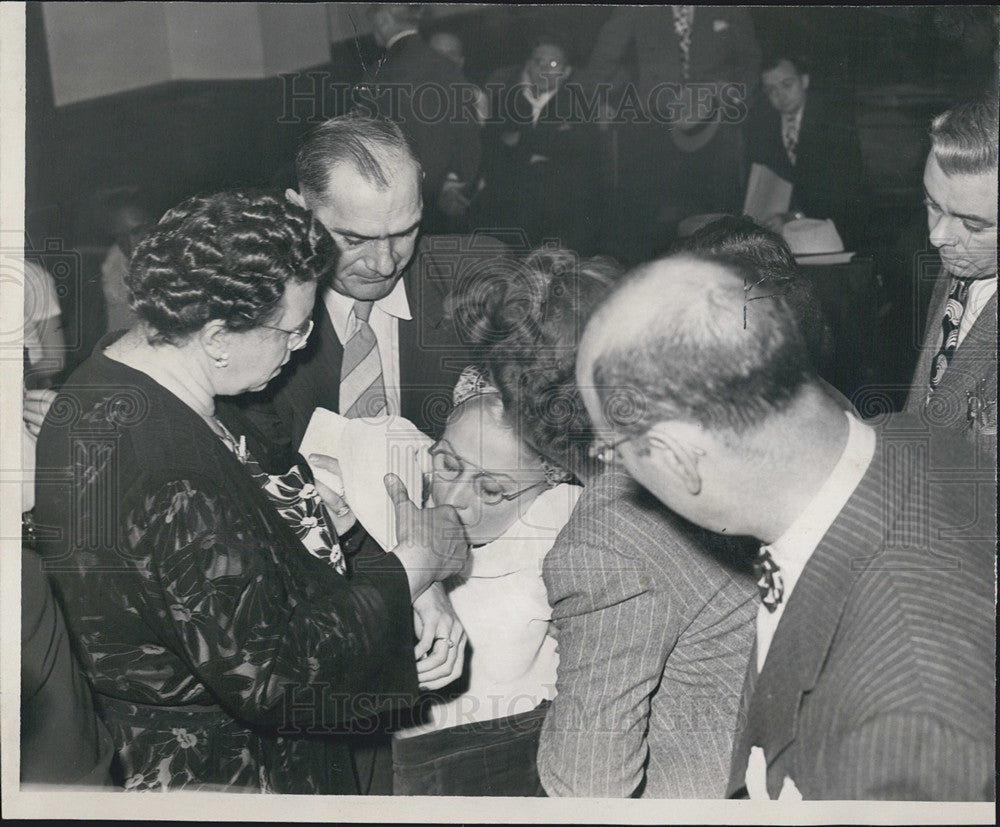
[412,582,468,691]
[308,453,357,536]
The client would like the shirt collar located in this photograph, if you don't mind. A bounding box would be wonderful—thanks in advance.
[323,277,412,334]
[520,69,560,110]
[761,411,876,583]
[385,29,419,51]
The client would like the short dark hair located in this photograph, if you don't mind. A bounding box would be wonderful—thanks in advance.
[760,53,808,76]
[295,113,421,201]
[930,93,999,176]
[126,190,337,345]
[591,253,814,439]
[674,216,832,368]
[451,247,621,479]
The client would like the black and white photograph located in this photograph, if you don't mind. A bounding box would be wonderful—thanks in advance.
[1,3,996,823]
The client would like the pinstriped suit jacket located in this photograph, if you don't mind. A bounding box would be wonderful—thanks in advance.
[728,413,996,800]
[539,469,757,798]
[904,269,997,457]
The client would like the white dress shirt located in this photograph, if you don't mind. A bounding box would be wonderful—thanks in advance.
[957,277,997,347]
[322,281,411,416]
[520,70,560,127]
[755,412,876,673]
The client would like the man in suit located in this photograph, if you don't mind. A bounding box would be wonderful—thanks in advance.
[576,252,995,799]
[361,4,481,234]
[585,6,760,260]
[744,55,869,250]
[234,114,481,454]
[477,31,601,254]
[904,96,997,456]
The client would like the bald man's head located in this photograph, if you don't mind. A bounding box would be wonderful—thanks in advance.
[577,254,814,441]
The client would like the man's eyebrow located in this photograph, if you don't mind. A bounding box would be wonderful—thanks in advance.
[923,188,995,224]
[329,219,421,241]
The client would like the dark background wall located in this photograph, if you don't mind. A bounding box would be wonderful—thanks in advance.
[23,3,999,377]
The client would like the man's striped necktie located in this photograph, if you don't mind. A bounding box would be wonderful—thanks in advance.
[340,300,388,419]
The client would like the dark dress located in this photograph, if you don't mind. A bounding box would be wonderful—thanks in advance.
[33,334,420,793]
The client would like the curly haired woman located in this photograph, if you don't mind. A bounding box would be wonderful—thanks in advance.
[33,191,468,793]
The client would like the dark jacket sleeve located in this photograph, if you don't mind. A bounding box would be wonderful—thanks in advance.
[21,549,115,786]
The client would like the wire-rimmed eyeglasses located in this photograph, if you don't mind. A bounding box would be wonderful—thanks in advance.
[428,439,550,506]
[257,318,314,351]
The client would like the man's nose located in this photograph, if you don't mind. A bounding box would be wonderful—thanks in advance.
[365,240,396,277]
[928,212,959,249]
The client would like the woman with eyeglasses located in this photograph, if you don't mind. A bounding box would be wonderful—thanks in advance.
[371,363,580,796]
[32,191,469,793]
[451,247,758,798]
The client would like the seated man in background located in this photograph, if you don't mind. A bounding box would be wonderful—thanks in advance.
[745,55,869,250]
[476,31,601,254]
[576,252,995,800]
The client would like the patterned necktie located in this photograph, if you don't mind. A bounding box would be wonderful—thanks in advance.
[340,300,387,419]
[782,114,799,165]
[671,5,695,80]
[928,277,972,394]
[754,547,784,613]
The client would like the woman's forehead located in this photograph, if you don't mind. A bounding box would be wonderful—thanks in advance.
[445,397,541,473]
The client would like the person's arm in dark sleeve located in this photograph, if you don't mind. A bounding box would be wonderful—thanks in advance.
[130,479,419,732]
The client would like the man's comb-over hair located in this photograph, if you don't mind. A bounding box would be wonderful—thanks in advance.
[930,94,999,176]
[295,113,421,200]
[590,254,815,439]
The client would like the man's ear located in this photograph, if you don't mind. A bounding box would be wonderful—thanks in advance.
[286,189,307,210]
[801,73,810,91]
[644,422,706,495]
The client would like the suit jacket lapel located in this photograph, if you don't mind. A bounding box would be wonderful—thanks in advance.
[731,435,891,798]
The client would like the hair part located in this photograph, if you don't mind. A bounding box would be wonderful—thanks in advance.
[930,94,999,176]
[295,113,422,201]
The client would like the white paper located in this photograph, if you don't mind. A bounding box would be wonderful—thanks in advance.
[300,408,432,550]
[743,162,793,223]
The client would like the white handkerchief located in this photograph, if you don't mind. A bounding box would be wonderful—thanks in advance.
[301,408,432,550]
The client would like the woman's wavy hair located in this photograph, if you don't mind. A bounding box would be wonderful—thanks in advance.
[451,247,622,481]
[126,190,337,345]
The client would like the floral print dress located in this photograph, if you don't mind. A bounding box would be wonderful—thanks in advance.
[33,343,421,794]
